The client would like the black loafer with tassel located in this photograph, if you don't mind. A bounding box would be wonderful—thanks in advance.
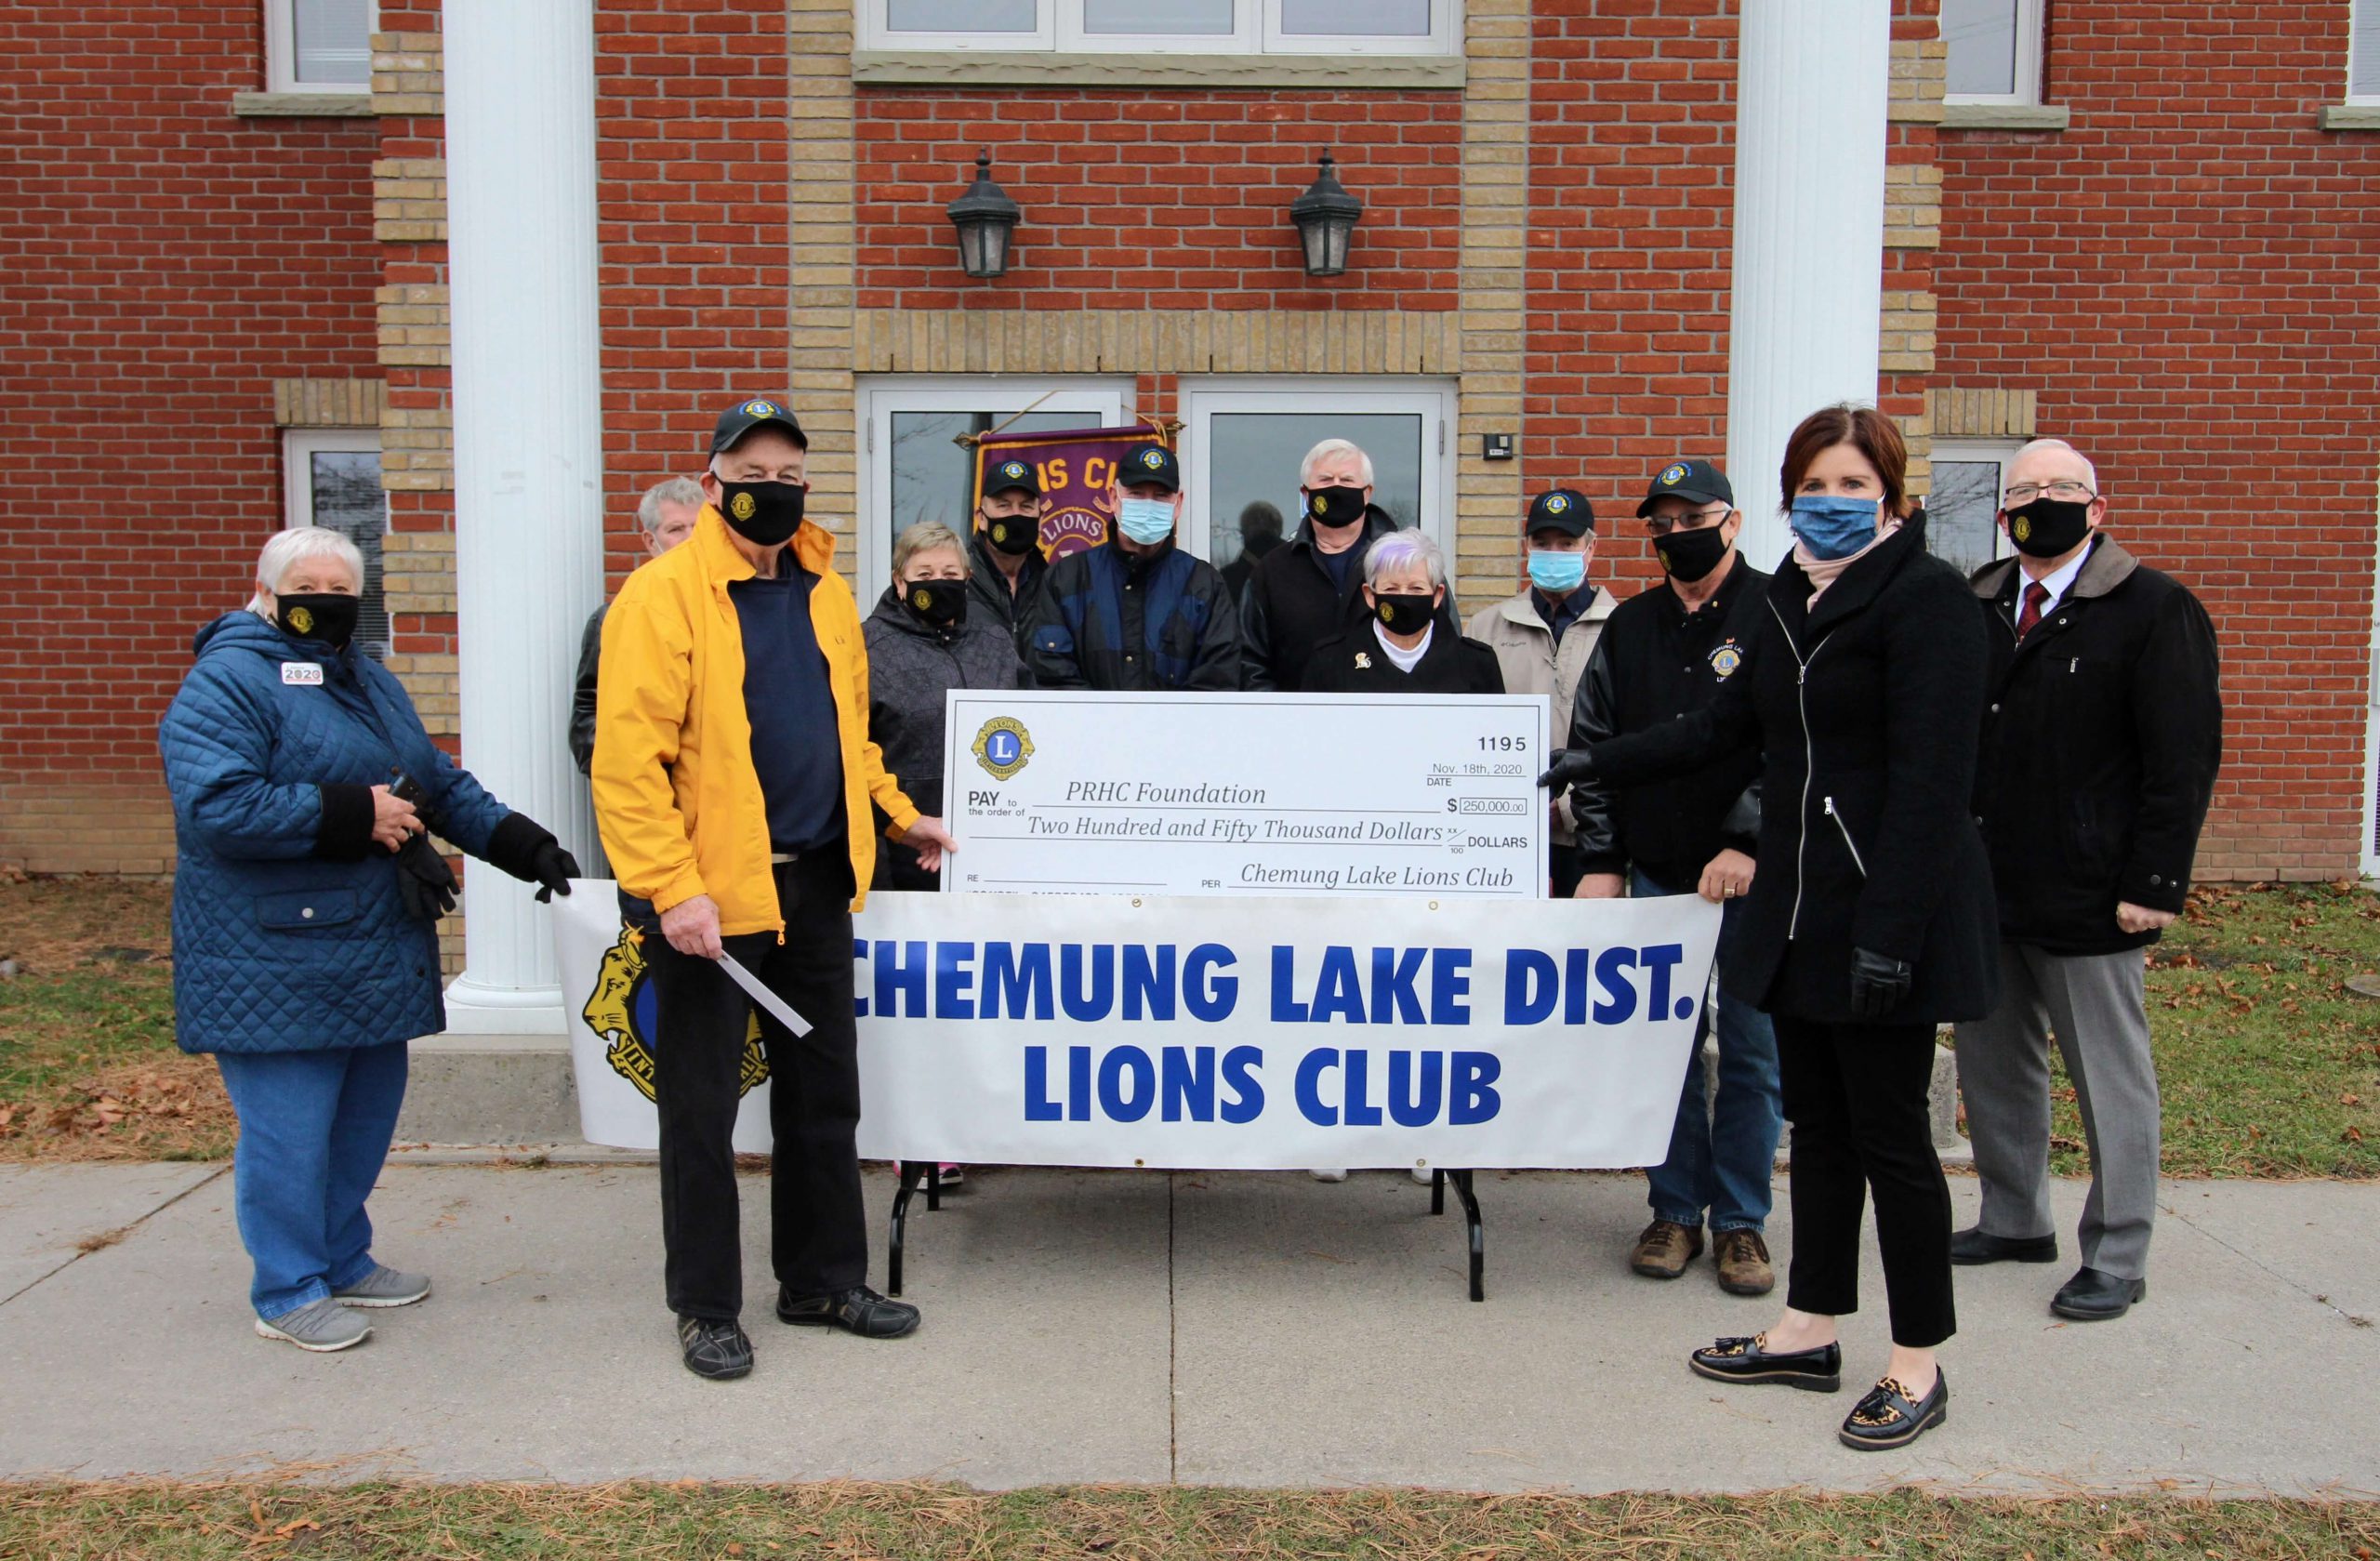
[1687,1333,1843,1392]
[1838,1370,1949,1450]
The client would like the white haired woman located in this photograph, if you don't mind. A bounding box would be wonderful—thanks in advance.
[1302,530,1504,695]
[158,526,578,1353]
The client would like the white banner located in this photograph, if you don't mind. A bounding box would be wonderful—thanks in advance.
[553,881,1720,1169]
[941,691,1549,899]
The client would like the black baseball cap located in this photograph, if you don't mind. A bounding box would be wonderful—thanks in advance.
[1526,488,1593,537]
[1637,458,1732,516]
[1117,443,1181,494]
[709,396,808,456]
[985,456,1041,498]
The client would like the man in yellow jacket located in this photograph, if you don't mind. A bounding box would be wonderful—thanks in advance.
[592,395,957,1381]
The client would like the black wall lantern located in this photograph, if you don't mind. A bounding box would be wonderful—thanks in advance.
[945,151,1022,280]
[1289,150,1362,278]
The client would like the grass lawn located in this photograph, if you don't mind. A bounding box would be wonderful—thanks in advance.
[1,873,2374,1176]
[0,1482,2373,1561]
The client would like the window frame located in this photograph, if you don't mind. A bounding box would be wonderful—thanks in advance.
[1926,438,2022,576]
[858,0,1458,56]
[1262,0,1453,57]
[853,375,1134,607]
[1059,0,1256,53]
[1941,0,2044,108]
[280,427,390,657]
[1176,375,1459,566]
[263,0,378,97]
[2352,0,2380,105]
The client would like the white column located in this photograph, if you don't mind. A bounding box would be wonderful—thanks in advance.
[440,0,603,1034]
[1725,0,1894,570]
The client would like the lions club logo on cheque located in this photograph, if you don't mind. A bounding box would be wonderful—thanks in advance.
[581,925,768,1104]
[972,715,1034,781]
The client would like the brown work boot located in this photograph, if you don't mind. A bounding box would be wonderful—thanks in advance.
[1712,1228,1775,1296]
[1629,1219,1704,1279]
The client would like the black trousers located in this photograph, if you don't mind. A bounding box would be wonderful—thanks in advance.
[646,853,867,1320]
[1772,1014,1956,1349]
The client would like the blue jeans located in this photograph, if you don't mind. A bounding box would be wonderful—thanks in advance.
[213,1042,408,1318]
[1633,867,1782,1234]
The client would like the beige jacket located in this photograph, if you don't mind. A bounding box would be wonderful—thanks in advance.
[1465,586,1618,845]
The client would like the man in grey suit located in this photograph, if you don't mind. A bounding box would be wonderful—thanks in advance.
[1955,439,2222,1322]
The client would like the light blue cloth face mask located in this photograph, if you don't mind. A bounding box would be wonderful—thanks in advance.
[1527,549,1586,594]
[1116,496,1176,546]
[1789,495,1882,561]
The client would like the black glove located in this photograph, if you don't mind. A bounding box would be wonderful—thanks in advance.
[1847,946,1912,1023]
[485,813,581,903]
[1536,747,1599,799]
[393,832,458,922]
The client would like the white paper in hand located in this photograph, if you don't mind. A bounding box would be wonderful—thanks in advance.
[717,950,813,1038]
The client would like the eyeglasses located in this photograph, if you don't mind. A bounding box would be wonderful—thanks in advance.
[1644,507,1729,536]
[2002,481,2096,505]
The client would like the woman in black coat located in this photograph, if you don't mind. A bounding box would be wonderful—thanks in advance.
[1542,405,1993,1451]
[1302,529,1504,695]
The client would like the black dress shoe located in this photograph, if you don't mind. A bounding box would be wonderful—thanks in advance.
[1949,1225,2058,1265]
[677,1315,753,1380]
[1839,1370,1948,1450]
[777,1283,921,1338]
[2051,1266,2146,1321]
[1688,1333,1842,1392]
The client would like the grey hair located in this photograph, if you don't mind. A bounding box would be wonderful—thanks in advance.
[892,520,972,579]
[1363,527,1445,589]
[2010,437,2099,493]
[246,526,364,615]
[1300,437,1376,490]
[637,476,706,536]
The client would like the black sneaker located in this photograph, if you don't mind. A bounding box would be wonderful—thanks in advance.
[677,1315,753,1380]
[776,1284,921,1339]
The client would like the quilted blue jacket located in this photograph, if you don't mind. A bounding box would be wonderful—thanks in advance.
[158,612,514,1054]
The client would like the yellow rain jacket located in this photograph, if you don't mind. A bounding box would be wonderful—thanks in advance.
[591,506,919,935]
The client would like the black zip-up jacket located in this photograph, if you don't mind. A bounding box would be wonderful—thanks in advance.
[1970,536,2222,954]
[1240,506,1459,691]
[1024,539,1243,692]
[568,602,606,775]
[863,588,1028,889]
[967,529,1050,653]
[1589,519,1998,1025]
[1568,555,1767,887]
[1302,624,1506,695]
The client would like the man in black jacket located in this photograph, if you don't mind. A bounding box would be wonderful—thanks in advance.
[1024,444,1242,692]
[1240,437,1454,691]
[1952,438,2222,1323]
[568,477,701,774]
[1568,457,1780,1296]
[968,456,1051,650]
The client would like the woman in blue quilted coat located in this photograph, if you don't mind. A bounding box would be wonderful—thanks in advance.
[159,527,578,1353]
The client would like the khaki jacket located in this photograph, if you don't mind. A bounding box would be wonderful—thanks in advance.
[1465,586,1617,845]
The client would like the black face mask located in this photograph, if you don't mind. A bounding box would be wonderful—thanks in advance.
[2004,496,2093,559]
[1654,523,1732,583]
[276,593,360,651]
[1371,591,1435,635]
[1307,485,1367,527]
[903,579,967,629]
[981,510,1039,556]
[718,480,807,547]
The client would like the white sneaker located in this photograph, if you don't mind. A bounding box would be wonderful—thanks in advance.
[255,1298,372,1352]
[1309,1168,1348,1183]
[333,1264,431,1308]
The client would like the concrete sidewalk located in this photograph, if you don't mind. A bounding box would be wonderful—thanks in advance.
[1,1161,2374,1495]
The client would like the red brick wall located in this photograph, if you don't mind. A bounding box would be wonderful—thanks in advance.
[853,91,1461,312]
[592,0,790,592]
[1936,0,2380,878]
[0,1,379,871]
[1522,0,1737,597]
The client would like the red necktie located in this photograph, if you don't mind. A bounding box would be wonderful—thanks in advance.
[2016,581,2050,640]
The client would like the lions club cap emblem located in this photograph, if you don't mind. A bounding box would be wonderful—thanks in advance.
[1660,462,1690,487]
[972,715,1035,782]
[1002,461,1027,481]
[1141,449,1165,470]
[743,399,778,418]
[286,604,313,634]
[583,926,768,1105]
[1545,494,1570,514]
[729,491,758,521]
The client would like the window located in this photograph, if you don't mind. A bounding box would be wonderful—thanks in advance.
[2354,0,2380,103]
[1942,0,2043,105]
[1178,378,1457,572]
[265,0,375,95]
[283,430,390,658]
[860,0,1457,55]
[1926,439,2019,579]
[855,377,1132,605]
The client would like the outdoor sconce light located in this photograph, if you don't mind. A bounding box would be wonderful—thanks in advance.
[945,151,1023,280]
[1289,150,1363,278]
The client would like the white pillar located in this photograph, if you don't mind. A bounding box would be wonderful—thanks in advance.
[440,0,603,1034]
[1726,0,1894,571]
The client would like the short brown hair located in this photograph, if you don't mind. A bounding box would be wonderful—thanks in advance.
[1777,403,1909,518]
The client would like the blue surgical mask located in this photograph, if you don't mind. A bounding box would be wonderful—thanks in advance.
[1527,549,1586,594]
[1116,496,1175,546]
[1789,495,1882,561]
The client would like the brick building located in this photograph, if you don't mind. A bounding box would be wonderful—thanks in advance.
[2,0,2374,1030]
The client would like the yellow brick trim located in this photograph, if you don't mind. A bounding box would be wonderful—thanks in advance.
[1883,163,1942,251]
[272,377,386,429]
[371,31,443,117]
[379,399,455,492]
[789,0,857,559]
[1889,33,1947,125]
[373,156,447,243]
[1452,0,1529,608]
[1878,289,1938,375]
[1926,387,2042,440]
[850,309,1457,376]
[376,283,451,369]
